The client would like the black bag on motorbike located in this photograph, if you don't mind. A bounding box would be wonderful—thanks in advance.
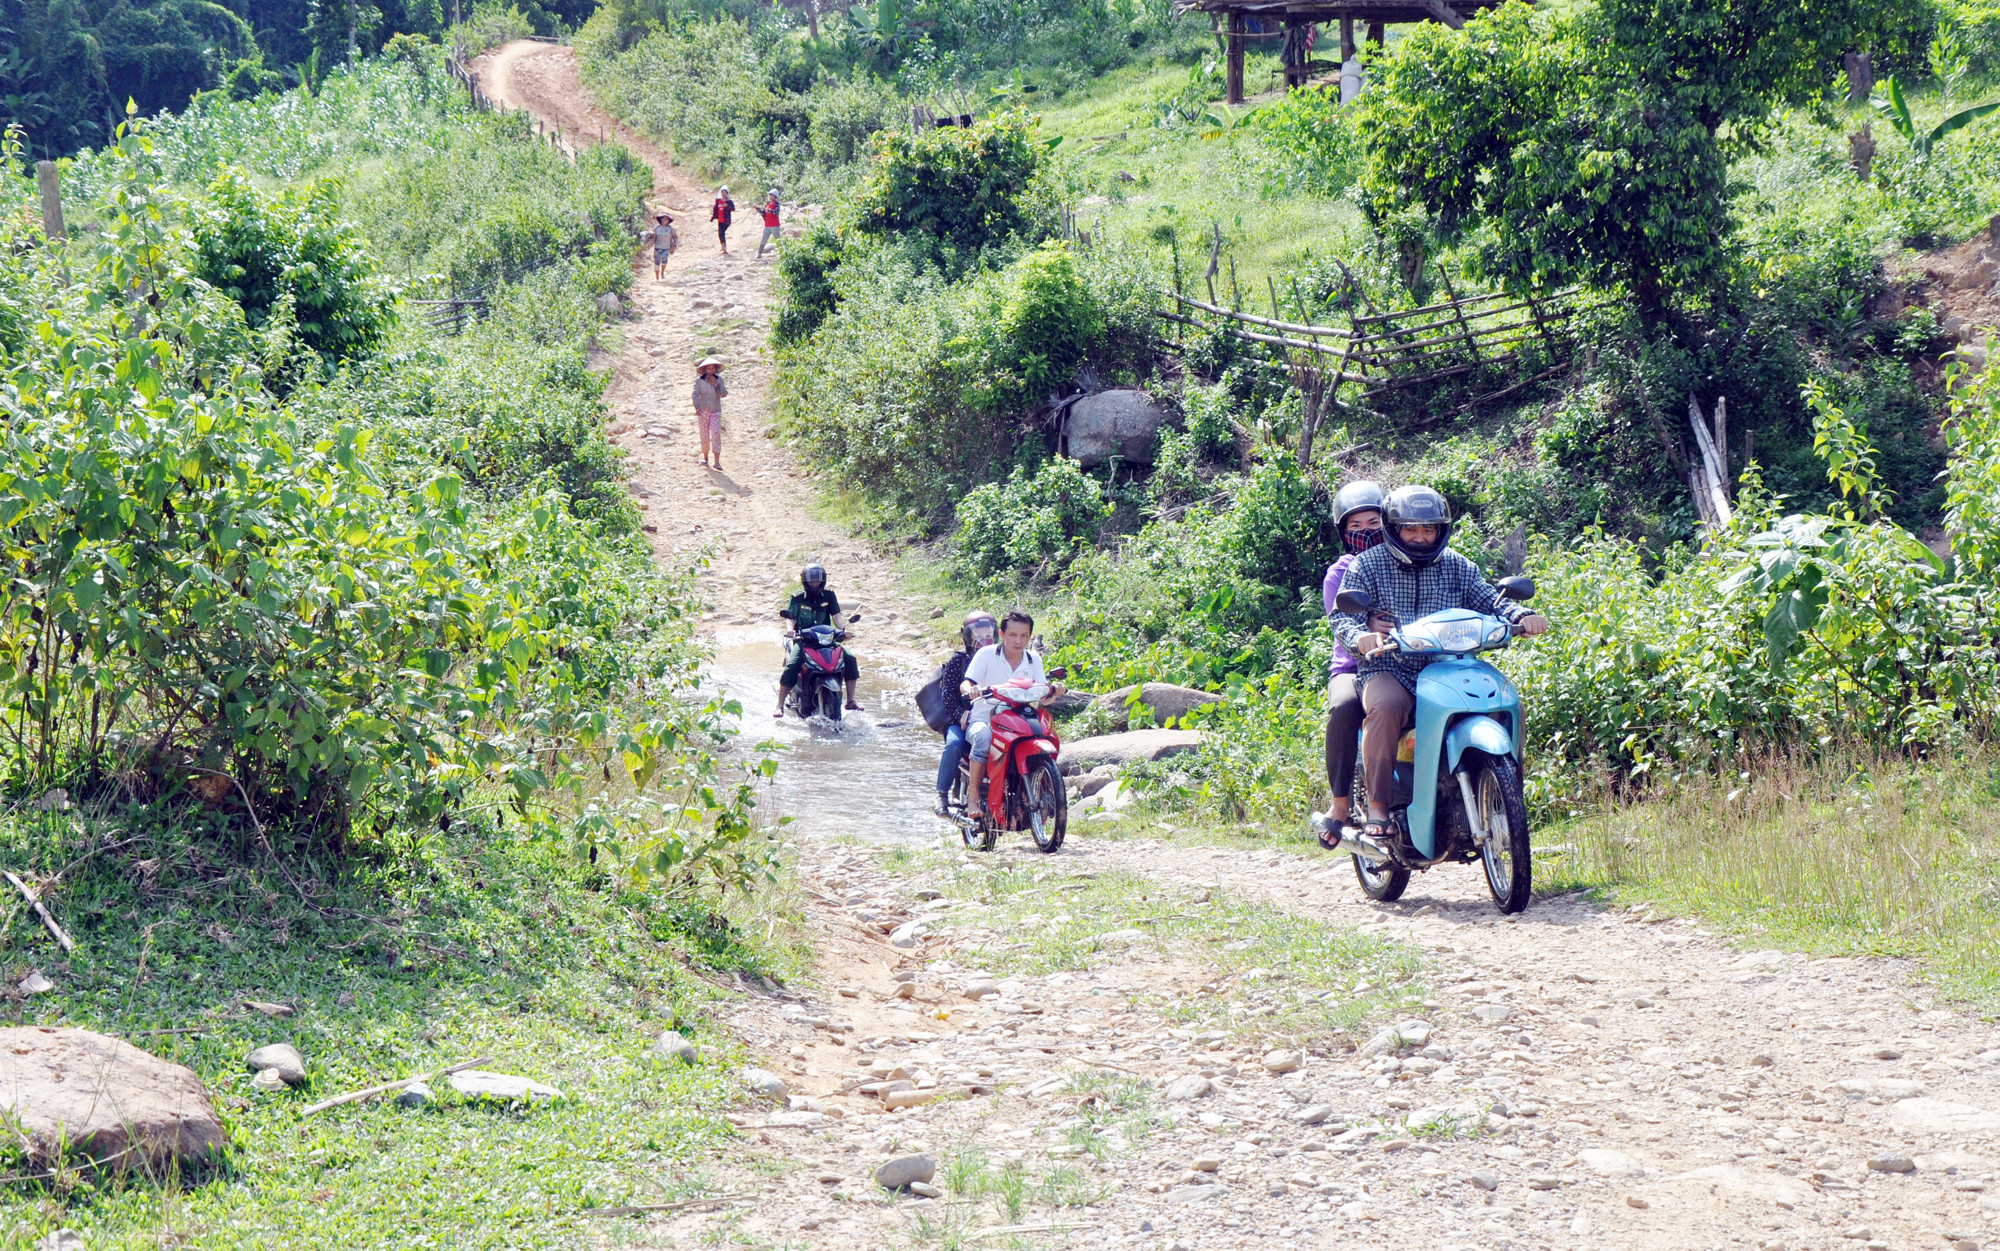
[915,666,955,734]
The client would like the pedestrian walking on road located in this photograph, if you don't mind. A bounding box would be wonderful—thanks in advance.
[712,186,736,255]
[756,190,782,259]
[693,356,728,471]
[648,213,677,280]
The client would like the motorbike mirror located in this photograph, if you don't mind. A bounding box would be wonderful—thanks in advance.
[1048,667,1068,680]
[1334,589,1374,615]
[1497,576,1536,602]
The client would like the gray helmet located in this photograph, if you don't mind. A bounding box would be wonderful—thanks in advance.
[1383,485,1452,568]
[1333,480,1387,530]
[961,610,997,652]
[801,564,827,592]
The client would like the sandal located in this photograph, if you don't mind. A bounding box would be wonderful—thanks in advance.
[1358,819,1393,848]
[1311,811,1344,850]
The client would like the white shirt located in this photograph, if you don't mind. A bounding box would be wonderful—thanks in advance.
[965,643,1043,691]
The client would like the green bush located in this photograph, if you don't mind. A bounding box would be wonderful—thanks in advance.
[955,457,1111,575]
[1249,85,1359,198]
[190,168,398,366]
[852,109,1051,254]
[772,220,848,345]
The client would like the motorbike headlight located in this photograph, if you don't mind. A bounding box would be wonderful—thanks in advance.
[1399,629,1438,652]
[1434,620,1485,652]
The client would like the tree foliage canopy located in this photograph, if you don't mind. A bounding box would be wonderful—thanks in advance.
[1357,0,1893,312]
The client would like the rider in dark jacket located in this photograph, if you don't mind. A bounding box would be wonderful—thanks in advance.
[934,610,997,815]
[777,565,862,715]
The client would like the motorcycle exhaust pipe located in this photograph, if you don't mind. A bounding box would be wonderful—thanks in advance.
[1313,816,1394,864]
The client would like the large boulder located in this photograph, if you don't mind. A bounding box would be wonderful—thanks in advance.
[1061,389,1170,468]
[1092,683,1223,731]
[0,1027,227,1171]
[1061,729,1203,775]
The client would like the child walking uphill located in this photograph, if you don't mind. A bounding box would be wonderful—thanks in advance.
[693,357,727,471]
[711,187,735,255]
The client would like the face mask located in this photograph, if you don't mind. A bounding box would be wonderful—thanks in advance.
[1346,525,1384,553]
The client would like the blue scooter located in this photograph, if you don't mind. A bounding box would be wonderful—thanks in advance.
[1329,577,1537,914]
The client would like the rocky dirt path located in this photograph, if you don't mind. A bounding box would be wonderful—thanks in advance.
[474,45,2000,1251]
[471,41,905,639]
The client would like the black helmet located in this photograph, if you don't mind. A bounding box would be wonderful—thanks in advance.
[1383,485,1452,568]
[960,610,997,652]
[801,564,826,592]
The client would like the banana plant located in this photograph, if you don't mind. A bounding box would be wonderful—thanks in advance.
[1874,74,2000,161]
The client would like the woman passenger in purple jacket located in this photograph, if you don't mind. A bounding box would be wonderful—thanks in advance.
[1312,481,1387,849]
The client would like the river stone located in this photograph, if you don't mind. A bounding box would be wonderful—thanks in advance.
[1297,1103,1335,1125]
[1867,1153,1916,1173]
[874,1153,936,1189]
[0,1026,228,1171]
[963,980,999,1000]
[744,1067,790,1099]
[1061,389,1169,467]
[245,1043,306,1086]
[395,1080,433,1109]
[447,1070,564,1103]
[1060,730,1202,774]
[1889,1097,2000,1133]
[1578,1148,1644,1177]
[1092,683,1224,731]
[1262,1049,1304,1074]
[889,920,928,948]
[654,1030,699,1065]
[1164,1075,1214,1102]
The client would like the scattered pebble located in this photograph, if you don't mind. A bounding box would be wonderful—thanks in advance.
[1865,1153,1915,1174]
[395,1080,433,1109]
[245,1043,305,1086]
[874,1154,935,1190]
[654,1030,699,1065]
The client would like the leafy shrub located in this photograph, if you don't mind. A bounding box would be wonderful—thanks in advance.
[852,109,1050,254]
[1249,85,1359,197]
[772,220,848,344]
[956,457,1111,575]
[190,168,398,365]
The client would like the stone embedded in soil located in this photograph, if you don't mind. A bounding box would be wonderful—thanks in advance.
[245,1043,306,1086]
[884,1088,942,1110]
[1297,1104,1334,1125]
[889,921,926,948]
[744,1068,790,1098]
[908,1181,943,1198]
[1887,1097,2000,1133]
[873,1153,935,1190]
[1163,1075,1214,1102]
[395,1081,433,1109]
[1866,1153,1916,1173]
[19,971,54,996]
[1578,1148,1644,1177]
[1,1026,228,1171]
[1468,1170,1500,1191]
[654,1030,699,1065]
[963,980,998,1000]
[890,982,916,999]
[447,1070,564,1103]
[1262,1049,1303,1073]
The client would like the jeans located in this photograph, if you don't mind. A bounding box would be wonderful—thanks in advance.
[937,722,969,795]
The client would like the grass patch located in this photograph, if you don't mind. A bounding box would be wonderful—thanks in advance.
[916,857,1425,1042]
[1535,750,2000,1010]
[0,802,803,1248]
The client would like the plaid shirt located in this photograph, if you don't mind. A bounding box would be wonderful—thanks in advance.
[1330,545,1527,689]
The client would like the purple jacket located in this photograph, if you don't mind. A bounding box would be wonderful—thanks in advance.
[1322,553,1358,676]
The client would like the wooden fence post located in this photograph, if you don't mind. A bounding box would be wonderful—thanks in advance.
[1226,14,1246,104]
[36,161,63,239]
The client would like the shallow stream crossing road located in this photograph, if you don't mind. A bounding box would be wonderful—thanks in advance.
[473,45,2000,1251]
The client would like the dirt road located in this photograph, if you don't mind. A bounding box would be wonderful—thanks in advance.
[474,44,2000,1251]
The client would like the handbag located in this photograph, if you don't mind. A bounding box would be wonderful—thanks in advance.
[915,665,955,734]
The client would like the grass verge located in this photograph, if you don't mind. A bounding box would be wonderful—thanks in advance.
[0,802,804,1248]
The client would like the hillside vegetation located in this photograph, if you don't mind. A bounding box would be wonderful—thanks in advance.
[0,56,794,1247]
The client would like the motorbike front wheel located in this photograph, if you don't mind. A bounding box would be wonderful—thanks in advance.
[1469,752,1532,913]
[1025,756,1066,854]
[820,680,844,722]
[1348,766,1410,902]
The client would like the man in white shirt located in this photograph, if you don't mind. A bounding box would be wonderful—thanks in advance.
[958,609,1054,817]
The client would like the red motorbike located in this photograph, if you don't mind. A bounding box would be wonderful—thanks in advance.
[786,624,849,721]
[945,671,1068,853]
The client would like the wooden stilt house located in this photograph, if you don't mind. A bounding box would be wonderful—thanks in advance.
[1172,0,1505,102]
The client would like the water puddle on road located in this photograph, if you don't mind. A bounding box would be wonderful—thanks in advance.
[706,628,950,844]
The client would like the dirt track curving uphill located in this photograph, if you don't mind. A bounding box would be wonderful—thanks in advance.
[475,43,2000,1251]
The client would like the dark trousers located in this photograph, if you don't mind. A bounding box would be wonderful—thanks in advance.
[1323,673,1363,798]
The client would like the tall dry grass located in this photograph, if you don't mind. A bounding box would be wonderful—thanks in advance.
[1539,750,2000,1006]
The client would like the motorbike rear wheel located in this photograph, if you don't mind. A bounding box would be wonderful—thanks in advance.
[1348,767,1410,902]
[1025,756,1066,854]
[949,769,997,852]
[1470,752,1532,913]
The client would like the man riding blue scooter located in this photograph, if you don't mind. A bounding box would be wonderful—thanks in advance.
[1326,485,1548,855]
